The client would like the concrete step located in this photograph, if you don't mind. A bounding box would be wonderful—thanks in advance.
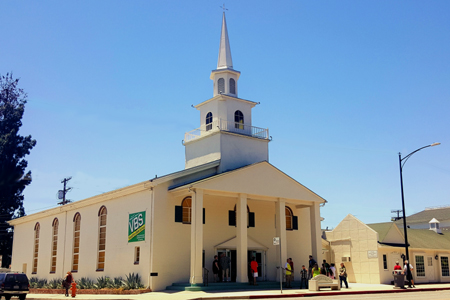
[166,281,302,291]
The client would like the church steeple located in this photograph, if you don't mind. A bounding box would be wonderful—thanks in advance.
[217,12,233,69]
[210,12,240,98]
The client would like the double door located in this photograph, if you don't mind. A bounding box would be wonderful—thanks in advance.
[217,249,265,282]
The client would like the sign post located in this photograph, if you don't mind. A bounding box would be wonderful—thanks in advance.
[273,237,282,293]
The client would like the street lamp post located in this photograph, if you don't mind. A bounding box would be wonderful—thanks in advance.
[398,142,440,287]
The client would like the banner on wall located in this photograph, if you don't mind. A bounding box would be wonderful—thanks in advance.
[128,211,146,243]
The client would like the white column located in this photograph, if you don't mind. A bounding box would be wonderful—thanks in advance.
[310,202,322,265]
[275,198,287,281]
[236,194,248,283]
[190,189,204,285]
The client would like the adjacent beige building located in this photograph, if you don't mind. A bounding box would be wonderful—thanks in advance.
[325,214,450,284]
[9,13,326,291]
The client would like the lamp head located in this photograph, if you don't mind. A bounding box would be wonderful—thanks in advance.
[431,142,441,147]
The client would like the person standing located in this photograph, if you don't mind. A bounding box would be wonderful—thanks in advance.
[212,255,220,282]
[329,263,336,279]
[403,260,415,288]
[323,260,331,276]
[289,258,294,282]
[300,265,308,289]
[308,255,316,279]
[394,261,402,272]
[339,263,349,288]
[220,253,231,282]
[312,263,321,277]
[250,257,259,286]
[284,258,292,288]
[62,271,73,297]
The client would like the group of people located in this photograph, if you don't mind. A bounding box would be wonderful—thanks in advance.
[212,253,231,282]
[308,255,349,288]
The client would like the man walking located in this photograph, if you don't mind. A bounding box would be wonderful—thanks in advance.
[220,253,231,282]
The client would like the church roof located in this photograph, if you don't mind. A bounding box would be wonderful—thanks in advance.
[217,12,233,69]
[367,222,395,242]
[394,206,450,226]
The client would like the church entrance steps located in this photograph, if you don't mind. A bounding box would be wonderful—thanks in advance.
[165,281,298,291]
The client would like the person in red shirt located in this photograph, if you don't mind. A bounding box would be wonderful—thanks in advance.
[394,261,402,271]
[250,257,258,286]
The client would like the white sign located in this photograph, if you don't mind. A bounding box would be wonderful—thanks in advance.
[367,250,378,259]
[273,237,280,245]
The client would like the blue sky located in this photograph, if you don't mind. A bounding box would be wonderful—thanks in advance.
[2,0,449,229]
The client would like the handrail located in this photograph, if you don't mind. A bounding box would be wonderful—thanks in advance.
[184,119,269,143]
[203,267,209,286]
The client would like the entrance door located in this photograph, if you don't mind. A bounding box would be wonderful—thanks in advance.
[217,249,236,282]
[426,256,435,282]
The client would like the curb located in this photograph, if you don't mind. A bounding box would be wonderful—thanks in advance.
[191,286,450,300]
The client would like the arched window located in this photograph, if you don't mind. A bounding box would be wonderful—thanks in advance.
[50,218,59,273]
[285,207,293,230]
[234,110,244,129]
[97,206,107,271]
[234,205,250,227]
[72,213,81,272]
[218,78,225,94]
[206,112,213,131]
[32,222,40,274]
[182,197,192,224]
[229,78,236,94]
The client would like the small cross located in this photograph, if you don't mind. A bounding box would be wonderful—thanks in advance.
[220,3,228,12]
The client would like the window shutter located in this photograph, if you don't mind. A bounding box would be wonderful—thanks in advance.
[249,212,255,228]
[293,216,298,230]
[228,210,236,226]
[203,208,205,224]
[175,206,182,223]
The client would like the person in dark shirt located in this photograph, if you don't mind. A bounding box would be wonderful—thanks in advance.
[300,265,308,289]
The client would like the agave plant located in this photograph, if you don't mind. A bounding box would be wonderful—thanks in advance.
[44,278,63,289]
[29,277,41,288]
[121,273,144,290]
[76,277,95,289]
[107,277,123,289]
[94,276,111,289]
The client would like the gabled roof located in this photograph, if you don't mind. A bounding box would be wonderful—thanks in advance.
[395,206,450,225]
[367,222,395,242]
[170,161,327,204]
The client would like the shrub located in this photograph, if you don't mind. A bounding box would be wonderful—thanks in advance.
[107,277,123,289]
[121,273,144,290]
[94,276,111,289]
[44,278,63,289]
[76,277,95,289]
[29,277,47,288]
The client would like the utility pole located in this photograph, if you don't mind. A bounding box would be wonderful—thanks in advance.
[391,209,403,221]
[58,177,72,205]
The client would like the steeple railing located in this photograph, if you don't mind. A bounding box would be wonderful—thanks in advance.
[184,119,269,143]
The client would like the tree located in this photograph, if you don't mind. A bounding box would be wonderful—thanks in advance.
[0,73,36,268]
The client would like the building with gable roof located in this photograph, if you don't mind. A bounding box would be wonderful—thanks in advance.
[8,13,326,291]
[395,206,450,231]
[324,214,450,284]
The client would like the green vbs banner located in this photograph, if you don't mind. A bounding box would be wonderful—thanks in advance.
[128,211,145,242]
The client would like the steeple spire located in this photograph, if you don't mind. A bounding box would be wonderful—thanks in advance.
[217,12,233,69]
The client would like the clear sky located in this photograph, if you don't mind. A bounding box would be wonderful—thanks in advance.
[1,0,449,229]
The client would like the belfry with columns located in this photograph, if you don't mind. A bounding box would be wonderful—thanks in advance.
[9,12,326,291]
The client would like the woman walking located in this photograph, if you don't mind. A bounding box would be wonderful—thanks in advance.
[339,263,348,288]
[62,271,74,297]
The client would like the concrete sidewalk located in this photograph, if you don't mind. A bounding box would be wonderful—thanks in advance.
[27,283,450,300]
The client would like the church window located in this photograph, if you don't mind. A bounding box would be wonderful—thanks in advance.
[32,222,40,274]
[218,78,225,94]
[72,213,81,272]
[206,112,213,131]
[234,110,244,129]
[285,206,298,230]
[134,247,140,265]
[416,255,425,277]
[50,218,58,273]
[229,78,236,94]
[182,197,192,224]
[97,206,107,271]
[230,205,255,228]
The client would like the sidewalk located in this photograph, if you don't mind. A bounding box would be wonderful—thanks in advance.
[27,282,450,300]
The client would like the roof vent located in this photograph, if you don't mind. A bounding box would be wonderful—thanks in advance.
[429,218,441,234]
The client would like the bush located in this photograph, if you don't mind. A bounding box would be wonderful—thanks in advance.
[44,278,63,289]
[121,273,144,290]
[29,277,47,288]
[107,277,123,289]
[94,276,111,289]
[76,277,95,289]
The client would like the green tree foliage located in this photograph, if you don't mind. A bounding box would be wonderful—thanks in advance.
[0,73,36,267]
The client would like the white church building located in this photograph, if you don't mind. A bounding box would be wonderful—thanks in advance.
[9,13,326,291]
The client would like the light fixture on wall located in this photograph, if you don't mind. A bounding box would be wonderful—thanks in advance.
[435,255,438,260]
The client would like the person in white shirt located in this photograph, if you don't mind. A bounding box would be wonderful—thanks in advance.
[403,260,415,288]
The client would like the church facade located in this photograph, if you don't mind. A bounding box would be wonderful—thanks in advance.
[9,13,326,291]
